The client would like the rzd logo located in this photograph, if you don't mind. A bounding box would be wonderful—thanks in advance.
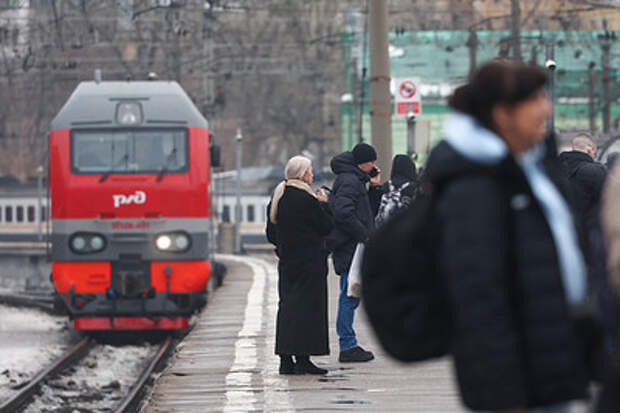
[113,190,146,208]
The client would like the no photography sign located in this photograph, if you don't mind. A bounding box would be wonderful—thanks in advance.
[394,77,421,115]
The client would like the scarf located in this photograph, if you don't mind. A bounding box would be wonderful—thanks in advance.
[269,178,316,224]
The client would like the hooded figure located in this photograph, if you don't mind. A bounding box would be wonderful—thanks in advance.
[328,143,382,363]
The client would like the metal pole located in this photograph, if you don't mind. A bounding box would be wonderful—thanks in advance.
[368,0,392,178]
[36,165,43,241]
[510,0,522,61]
[601,35,612,134]
[235,128,242,254]
[545,43,556,136]
[406,113,416,158]
[588,62,597,132]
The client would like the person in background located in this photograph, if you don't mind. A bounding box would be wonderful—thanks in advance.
[426,61,590,412]
[375,154,417,226]
[559,135,614,346]
[558,133,607,233]
[606,152,619,171]
[328,143,382,363]
[266,156,333,375]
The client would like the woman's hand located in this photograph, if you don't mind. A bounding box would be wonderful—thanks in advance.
[317,188,328,202]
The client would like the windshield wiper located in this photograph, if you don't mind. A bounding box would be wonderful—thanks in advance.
[156,148,177,183]
[99,154,129,183]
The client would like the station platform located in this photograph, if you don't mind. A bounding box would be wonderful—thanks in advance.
[143,253,464,412]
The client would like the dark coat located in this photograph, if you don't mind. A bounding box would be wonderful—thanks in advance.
[558,150,607,230]
[266,186,333,355]
[426,141,589,410]
[328,151,381,274]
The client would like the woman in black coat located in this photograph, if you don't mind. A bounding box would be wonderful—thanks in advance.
[427,62,593,412]
[266,155,333,375]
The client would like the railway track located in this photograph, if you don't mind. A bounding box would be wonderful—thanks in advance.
[0,336,174,413]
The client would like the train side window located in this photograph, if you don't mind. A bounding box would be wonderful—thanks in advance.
[40,206,46,222]
[222,205,230,223]
[247,205,255,223]
[27,206,35,223]
[5,206,13,223]
[16,206,24,222]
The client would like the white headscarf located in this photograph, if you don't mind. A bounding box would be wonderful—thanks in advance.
[269,156,315,224]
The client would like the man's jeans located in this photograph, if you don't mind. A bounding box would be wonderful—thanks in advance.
[337,272,360,351]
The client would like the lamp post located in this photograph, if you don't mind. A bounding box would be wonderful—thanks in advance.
[545,42,556,137]
[235,128,243,254]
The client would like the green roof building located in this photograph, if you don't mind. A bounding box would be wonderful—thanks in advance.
[341,30,620,155]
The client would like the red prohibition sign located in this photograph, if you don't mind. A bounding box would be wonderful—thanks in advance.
[399,81,416,99]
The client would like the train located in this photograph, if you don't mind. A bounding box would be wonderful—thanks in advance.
[48,79,216,331]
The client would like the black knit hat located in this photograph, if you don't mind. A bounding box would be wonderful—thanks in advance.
[352,143,377,164]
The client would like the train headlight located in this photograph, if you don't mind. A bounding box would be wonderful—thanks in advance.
[90,235,104,250]
[155,232,191,252]
[174,234,189,250]
[156,235,172,250]
[116,102,143,126]
[72,236,86,251]
[69,233,106,254]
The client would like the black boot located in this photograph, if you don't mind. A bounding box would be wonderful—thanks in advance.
[279,355,295,375]
[294,355,328,375]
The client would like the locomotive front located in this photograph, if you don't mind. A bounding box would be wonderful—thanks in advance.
[49,81,213,330]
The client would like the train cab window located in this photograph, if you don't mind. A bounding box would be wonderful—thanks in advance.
[222,205,231,223]
[16,206,24,222]
[247,205,255,223]
[40,206,46,222]
[5,206,12,223]
[71,129,188,174]
[27,206,35,223]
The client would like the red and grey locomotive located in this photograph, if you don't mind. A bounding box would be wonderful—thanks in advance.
[49,80,215,330]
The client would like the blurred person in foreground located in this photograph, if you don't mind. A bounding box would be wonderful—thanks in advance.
[425,61,591,412]
[598,164,620,412]
[328,143,382,362]
[266,156,333,375]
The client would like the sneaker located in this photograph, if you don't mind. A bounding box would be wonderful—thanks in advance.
[339,346,374,362]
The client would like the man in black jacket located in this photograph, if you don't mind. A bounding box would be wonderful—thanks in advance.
[329,143,382,362]
[558,133,607,231]
[559,133,615,345]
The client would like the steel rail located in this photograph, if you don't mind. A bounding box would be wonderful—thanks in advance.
[114,336,174,413]
[0,337,94,413]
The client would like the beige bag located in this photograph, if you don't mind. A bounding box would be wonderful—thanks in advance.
[347,243,364,298]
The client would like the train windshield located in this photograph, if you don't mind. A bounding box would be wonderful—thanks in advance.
[71,129,188,174]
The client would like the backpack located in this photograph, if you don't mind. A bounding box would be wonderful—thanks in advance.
[362,191,451,362]
[375,180,413,227]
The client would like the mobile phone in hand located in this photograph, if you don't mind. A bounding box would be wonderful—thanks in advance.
[368,167,379,178]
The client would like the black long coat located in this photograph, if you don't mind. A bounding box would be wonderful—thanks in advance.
[266,186,333,356]
[426,141,589,410]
